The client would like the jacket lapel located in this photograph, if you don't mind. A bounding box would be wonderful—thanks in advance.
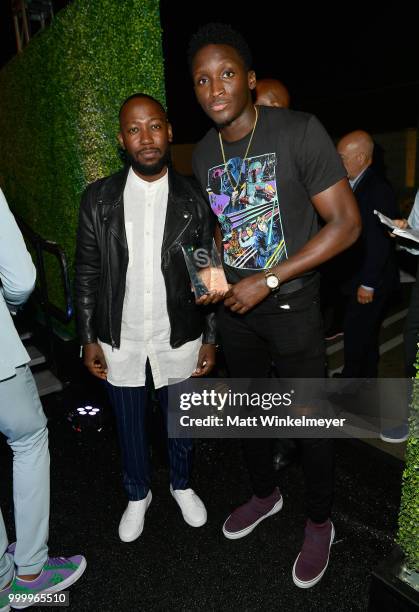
[100,167,129,244]
[353,167,371,195]
[161,169,194,255]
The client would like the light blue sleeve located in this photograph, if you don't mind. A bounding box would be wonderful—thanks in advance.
[399,189,419,256]
[408,190,419,229]
[0,188,36,308]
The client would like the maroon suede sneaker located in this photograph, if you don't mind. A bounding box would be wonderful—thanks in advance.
[292,518,335,588]
[222,487,283,540]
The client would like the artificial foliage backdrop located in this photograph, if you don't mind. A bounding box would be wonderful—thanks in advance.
[397,372,419,572]
[0,0,165,311]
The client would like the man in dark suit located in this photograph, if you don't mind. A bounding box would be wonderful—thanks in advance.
[337,130,399,377]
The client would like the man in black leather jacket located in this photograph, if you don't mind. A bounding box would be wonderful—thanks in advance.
[74,93,217,543]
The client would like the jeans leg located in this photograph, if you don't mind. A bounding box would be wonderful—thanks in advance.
[300,438,335,523]
[218,306,276,498]
[265,293,334,521]
[0,365,49,576]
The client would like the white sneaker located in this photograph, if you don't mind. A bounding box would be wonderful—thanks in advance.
[170,486,207,527]
[118,491,152,542]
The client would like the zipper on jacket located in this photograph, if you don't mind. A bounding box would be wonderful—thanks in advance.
[164,213,193,263]
[107,229,116,350]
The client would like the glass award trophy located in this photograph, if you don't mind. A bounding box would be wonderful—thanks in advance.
[182,238,229,299]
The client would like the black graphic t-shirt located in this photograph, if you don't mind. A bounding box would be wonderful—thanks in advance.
[192,106,346,284]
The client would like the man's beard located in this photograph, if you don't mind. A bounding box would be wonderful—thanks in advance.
[127,149,171,176]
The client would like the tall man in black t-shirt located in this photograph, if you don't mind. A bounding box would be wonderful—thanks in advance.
[188,23,361,588]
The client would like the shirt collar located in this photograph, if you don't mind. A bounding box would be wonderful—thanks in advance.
[127,166,168,189]
[349,167,368,190]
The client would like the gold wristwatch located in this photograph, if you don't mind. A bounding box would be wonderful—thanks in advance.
[264,270,280,292]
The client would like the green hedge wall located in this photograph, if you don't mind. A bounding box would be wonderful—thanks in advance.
[0,0,165,314]
[397,372,419,572]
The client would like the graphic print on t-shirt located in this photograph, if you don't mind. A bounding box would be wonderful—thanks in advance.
[207,153,288,270]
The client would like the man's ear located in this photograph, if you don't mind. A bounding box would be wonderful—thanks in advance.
[167,122,173,143]
[248,70,256,91]
[117,132,125,149]
[358,152,367,166]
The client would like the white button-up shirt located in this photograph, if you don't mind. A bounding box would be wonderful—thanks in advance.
[100,168,201,389]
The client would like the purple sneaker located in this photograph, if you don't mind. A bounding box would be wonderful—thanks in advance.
[292,519,335,588]
[222,487,283,539]
[9,555,86,609]
[0,547,15,612]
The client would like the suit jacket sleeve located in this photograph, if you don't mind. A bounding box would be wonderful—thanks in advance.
[0,188,36,310]
[359,180,398,288]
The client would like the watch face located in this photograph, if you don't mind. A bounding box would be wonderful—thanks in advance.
[266,274,279,289]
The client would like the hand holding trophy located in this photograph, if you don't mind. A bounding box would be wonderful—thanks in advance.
[182,239,229,305]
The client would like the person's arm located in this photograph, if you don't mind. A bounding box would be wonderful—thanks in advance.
[74,185,101,344]
[0,189,36,310]
[192,343,216,377]
[273,179,361,279]
[74,184,108,379]
[394,190,419,256]
[390,192,419,233]
[408,190,419,229]
[224,179,361,313]
[393,219,409,229]
[83,342,108,380]
[356,182,398,300]
[185,181,218,372]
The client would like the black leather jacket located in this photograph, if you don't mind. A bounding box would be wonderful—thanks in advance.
[74,165,216,349]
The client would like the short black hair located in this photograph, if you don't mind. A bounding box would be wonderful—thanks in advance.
[119,93,166,120]
[188,22,253,72]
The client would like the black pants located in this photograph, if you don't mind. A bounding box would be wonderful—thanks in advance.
[217,280,334,523]
[342,288,392,378]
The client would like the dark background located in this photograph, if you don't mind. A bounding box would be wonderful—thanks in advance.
[1,1,418,142]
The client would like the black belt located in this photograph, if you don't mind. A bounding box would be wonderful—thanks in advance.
[277,273,318,295]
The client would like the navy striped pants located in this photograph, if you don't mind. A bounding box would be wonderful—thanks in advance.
[107,382,193,501]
